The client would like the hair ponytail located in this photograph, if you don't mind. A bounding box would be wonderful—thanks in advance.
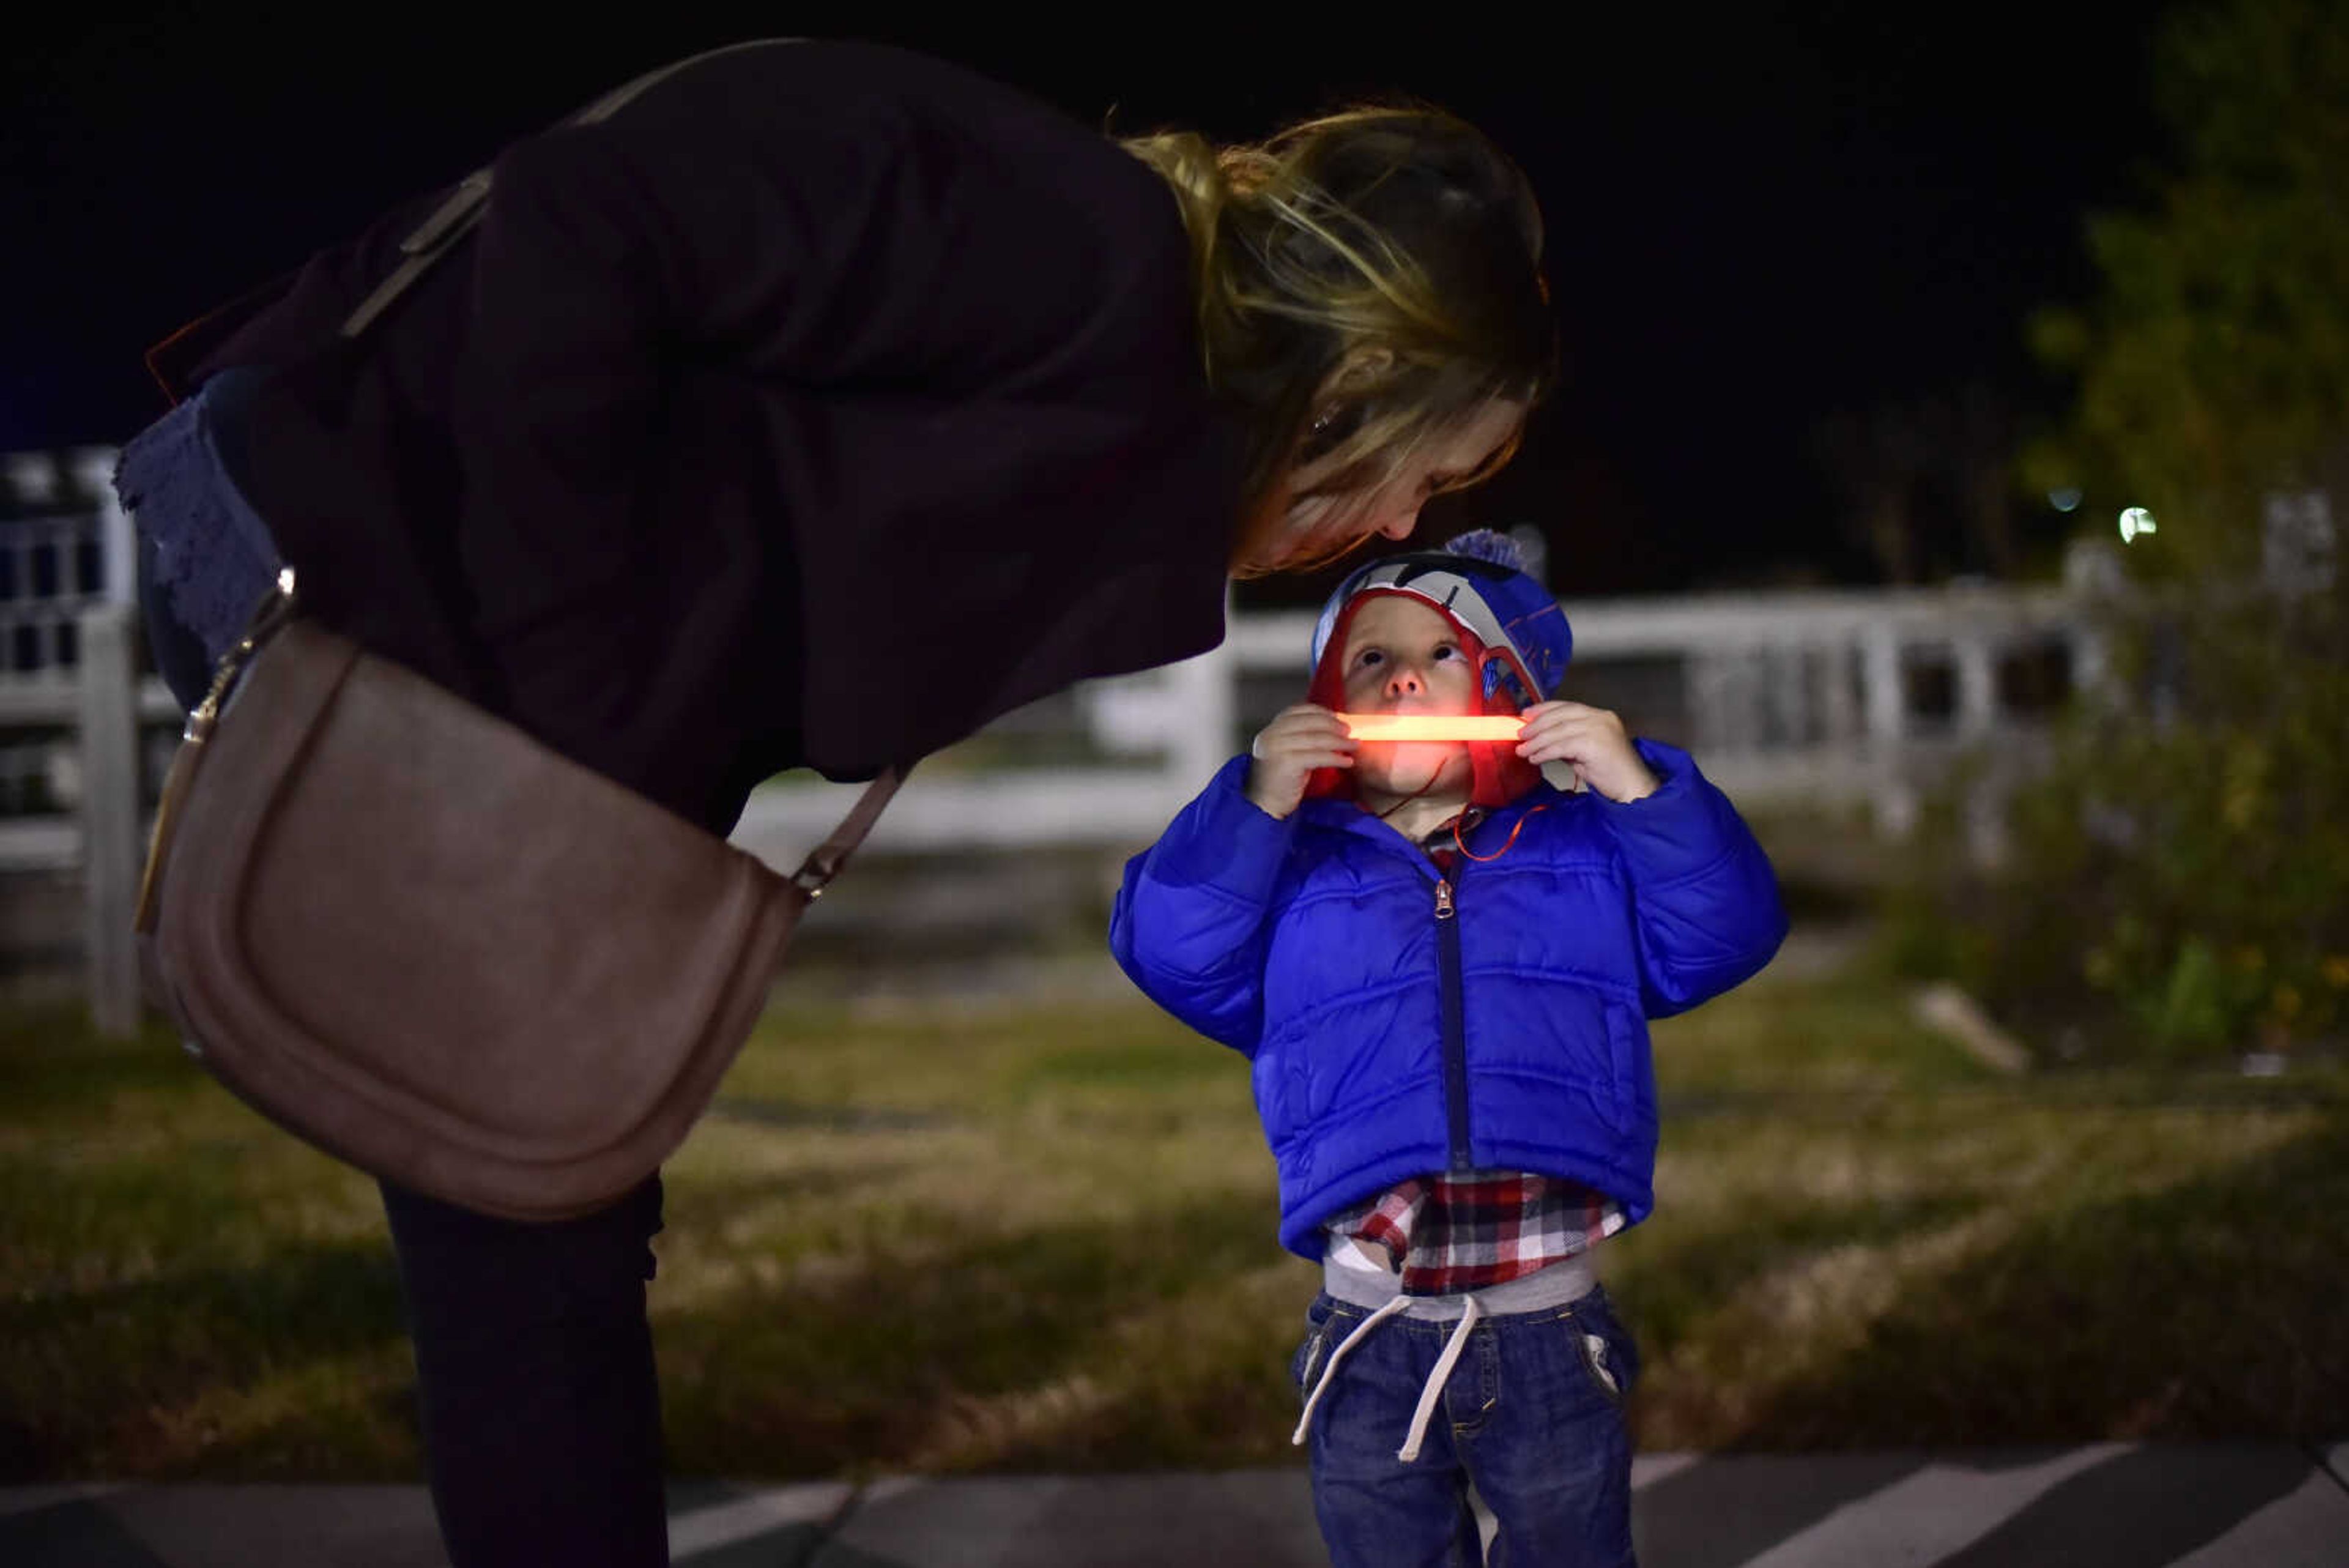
[1122,130,1230,305]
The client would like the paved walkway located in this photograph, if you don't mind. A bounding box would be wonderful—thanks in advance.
[7,1444,2344,1566]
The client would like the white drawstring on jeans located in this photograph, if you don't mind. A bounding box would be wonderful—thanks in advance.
[1291,1293,1485,1463]
[1292,1295,1408,1448]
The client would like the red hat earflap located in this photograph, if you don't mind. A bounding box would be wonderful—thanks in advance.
[1465,642,1543,808]
[1301,597,1369,801]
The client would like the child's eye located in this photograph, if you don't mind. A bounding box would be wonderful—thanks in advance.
[1431,644,1460,661]
[1354,648,1386,669]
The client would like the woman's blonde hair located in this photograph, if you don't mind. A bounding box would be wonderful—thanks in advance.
[1123,103,1555,574]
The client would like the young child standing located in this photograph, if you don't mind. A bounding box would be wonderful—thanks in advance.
[1110,531,1786,1567]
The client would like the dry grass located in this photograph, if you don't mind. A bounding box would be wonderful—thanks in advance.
[3,945,2343,1482]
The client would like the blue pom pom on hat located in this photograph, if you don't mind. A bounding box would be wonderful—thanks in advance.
[1436,526,1532,572]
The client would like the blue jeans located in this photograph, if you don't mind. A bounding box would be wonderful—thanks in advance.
[114,367,281,706]
[1293,1285,1640,1568]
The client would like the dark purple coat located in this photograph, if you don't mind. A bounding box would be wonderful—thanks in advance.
[157,41,1241,831]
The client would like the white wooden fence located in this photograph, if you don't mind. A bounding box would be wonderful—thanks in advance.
[2,446,2108,1036]
[0,450,180,1037]
[727,578,2098,866]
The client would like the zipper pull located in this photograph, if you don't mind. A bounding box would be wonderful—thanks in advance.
[1434,877,1455,920]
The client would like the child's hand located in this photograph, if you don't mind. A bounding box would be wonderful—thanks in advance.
[1245,704,1354,819]
[1515,701,1660,803]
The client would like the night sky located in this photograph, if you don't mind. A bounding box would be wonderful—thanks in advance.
[3,6,2171,600]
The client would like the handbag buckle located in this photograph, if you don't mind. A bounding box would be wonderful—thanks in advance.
[787,856,841,900]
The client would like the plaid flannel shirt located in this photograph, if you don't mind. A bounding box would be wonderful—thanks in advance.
[1324,1171,1625,1296]
[1319,809,1626,1296]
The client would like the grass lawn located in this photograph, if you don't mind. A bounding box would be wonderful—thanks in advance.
[2,937,2343,1482]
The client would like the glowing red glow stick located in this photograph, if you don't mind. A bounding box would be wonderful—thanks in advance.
[1338,713,1525,742]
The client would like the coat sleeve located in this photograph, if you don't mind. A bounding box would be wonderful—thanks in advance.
[1598,738,1789,1018]
[1109,756,1298,1054]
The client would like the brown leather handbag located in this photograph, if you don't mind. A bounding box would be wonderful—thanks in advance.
[132,37,901,1222]
[135,578,902,1221]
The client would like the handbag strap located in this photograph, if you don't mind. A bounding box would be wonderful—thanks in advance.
[784,767,906,901]
[341,37,803,339]
[133,568,305,932]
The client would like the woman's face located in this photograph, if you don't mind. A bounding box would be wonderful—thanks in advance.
[1252,399,1526,574]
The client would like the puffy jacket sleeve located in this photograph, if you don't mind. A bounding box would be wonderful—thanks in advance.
[1110,756,1297,1054]
[1599,738,1789,1018]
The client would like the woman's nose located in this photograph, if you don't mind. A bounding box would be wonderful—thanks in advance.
[1377,506,1422,542]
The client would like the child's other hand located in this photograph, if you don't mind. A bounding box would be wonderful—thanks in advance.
[1244,704,1354,819]
[1515,701,1660,803]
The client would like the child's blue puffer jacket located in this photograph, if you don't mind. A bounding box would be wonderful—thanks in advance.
[1110,738,1787,1259]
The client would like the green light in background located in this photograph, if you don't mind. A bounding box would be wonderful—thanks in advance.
[2119,506,2158,543]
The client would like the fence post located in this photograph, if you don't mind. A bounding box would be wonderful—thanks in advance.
[1162,607,1238,793]
[1858,619,1916,834]
[1953,631,1998,739]
[1687,647,1766,754]
[1860,621,1904,745]
[1821,639,1861,743]
[73,447,139,608]
[79,603,143,1038]
[1768,644,1814,747]
[2061,538,2127,712]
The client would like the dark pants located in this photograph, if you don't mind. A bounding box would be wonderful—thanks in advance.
[382,1175,672,1567]
[140,533,676,1568]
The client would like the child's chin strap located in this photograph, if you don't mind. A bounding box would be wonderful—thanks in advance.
[1369,761,1450,823]
[1291,1293,1486,1464]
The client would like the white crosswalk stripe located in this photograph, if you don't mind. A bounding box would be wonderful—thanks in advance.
[664,1482,851,1559]
[1735,1444,2132,1568]
[1631,1452,1704,1490]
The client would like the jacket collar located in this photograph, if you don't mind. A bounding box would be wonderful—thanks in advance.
[1296,788,1554,860]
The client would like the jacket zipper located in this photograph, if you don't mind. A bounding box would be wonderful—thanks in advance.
[1433,873,1471,1170]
